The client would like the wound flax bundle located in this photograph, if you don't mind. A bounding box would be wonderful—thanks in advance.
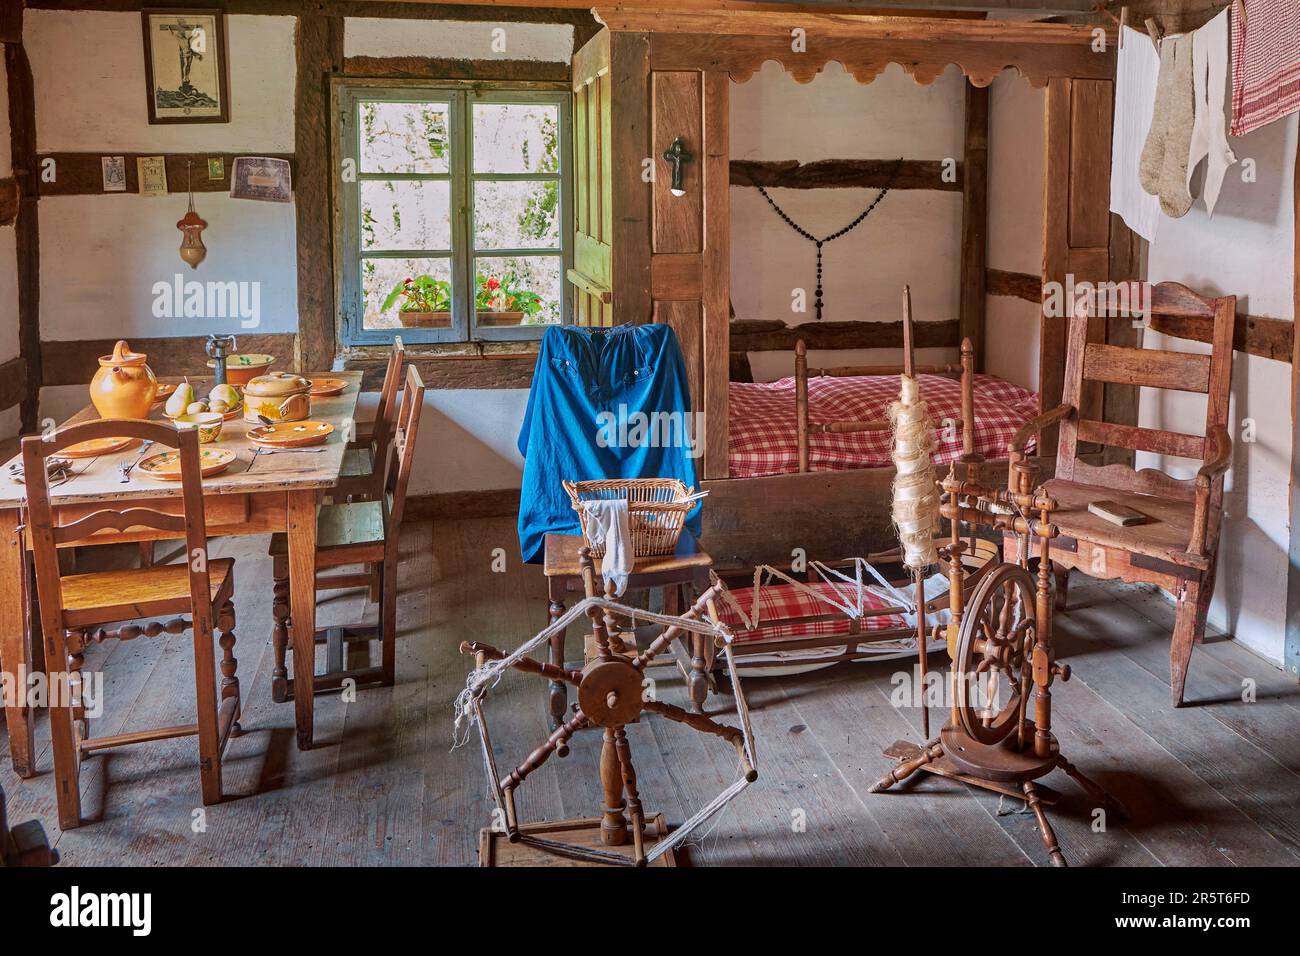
[889,373,939,570]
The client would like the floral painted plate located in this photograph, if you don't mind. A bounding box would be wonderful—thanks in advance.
[137,447,237,481]
[247,420,335,448]
[61,436,137,459]
[308,377,349,397]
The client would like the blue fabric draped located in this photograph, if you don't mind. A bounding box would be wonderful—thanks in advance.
[517,324,702,563]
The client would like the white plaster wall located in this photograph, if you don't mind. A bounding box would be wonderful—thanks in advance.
[1139,113,1297,665]
[344,18,572,61]
[730,62,966,380]
[27,12,296,153]
[984,71,1045,392]
[39,194,298,340]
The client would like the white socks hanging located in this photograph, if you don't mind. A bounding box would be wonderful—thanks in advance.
[1186,8,1237,216]
[1140,32,1197,218]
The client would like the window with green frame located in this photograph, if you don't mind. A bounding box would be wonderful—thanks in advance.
[335,82,572,345]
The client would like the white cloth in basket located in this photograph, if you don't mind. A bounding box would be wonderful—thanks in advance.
[582,499,632,597]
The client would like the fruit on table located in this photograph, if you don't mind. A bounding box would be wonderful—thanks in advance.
[209,383,241,407]
[186,401,208,416]
[165,381,196,418]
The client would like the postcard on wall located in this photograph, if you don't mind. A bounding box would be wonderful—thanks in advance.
[101,156,127,192]
[229,157,292,203]
[207,156,225,181]
[137,156,169,196]
[142,10,230,125]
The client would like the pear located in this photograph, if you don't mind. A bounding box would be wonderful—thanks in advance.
[186,401,208,416]
[165,381,195,418]
[209,383,241,409]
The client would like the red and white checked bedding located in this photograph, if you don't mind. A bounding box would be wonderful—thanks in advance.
[717,581,906,645]
[728,372,1039,478]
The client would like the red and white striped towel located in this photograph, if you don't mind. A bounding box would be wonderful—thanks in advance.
[1230,0,1300,137]
[727,372,1039,479]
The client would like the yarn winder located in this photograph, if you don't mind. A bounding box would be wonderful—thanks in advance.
[458,547,757,867]
[870,461,1127,866]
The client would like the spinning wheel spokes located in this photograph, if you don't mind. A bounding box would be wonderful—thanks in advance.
[953,562,1037,745]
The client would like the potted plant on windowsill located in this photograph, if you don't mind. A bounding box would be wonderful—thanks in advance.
[382,274,453,328]
[475,272,544,327]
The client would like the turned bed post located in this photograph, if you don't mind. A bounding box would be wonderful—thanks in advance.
[796,338,810,473]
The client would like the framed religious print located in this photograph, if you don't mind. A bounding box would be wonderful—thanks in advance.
[141,10,230,124]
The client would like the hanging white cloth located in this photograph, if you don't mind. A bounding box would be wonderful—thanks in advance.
[581,499,632,597]
[1111,25,1162,241]
[1186,8,1237,217]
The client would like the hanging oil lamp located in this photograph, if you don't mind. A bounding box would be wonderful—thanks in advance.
[177,161,207,269]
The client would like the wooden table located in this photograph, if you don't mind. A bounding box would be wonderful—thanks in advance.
[542,530,714,721]
[0,372,362,776]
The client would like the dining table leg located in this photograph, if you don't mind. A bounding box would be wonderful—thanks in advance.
[0,508,35,778]
[287,489,318,750]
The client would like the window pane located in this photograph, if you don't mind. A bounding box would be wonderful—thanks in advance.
[359,100,450,174]
[361,180,452,252]
[362,257,454,330]
[473,103,559,174]
[473,180,560,250]
[475,256,562,327]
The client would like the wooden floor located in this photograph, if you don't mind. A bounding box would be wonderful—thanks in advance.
[2,515,1298,866]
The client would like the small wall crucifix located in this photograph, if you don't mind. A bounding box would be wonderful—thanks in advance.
[662,138,692,197]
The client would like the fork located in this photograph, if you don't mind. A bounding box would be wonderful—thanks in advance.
[120,440,153,483]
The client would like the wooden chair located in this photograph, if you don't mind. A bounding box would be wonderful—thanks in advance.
[270,365,425,698]
[22,420,239,830]
[1005,281,1234,706]
[336,335,405,502]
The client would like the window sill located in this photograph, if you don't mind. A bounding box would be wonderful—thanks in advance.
[338,340,540,390]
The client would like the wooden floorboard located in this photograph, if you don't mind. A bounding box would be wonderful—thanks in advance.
[2,516,1298,866]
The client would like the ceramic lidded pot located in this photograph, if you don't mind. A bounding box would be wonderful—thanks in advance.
[89,340,158,420]
[243,372,312,423]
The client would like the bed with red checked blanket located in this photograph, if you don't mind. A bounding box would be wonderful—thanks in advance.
[728,372,1040,478]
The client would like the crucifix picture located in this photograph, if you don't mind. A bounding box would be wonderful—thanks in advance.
[141,10,230,124]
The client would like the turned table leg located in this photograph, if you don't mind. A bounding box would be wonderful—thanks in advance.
[546,577,568,730]
[286,490,318,750]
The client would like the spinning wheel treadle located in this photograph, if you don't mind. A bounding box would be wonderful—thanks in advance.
[869,462,1127,867]
[457,547,758,867]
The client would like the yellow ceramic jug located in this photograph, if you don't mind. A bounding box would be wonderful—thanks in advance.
[89,340,158,420]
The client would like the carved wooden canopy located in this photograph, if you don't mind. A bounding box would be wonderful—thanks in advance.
[592,10,1116,88]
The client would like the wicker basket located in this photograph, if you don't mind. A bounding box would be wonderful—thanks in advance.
[563,478,693,557]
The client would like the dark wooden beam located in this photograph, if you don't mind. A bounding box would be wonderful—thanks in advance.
[294,13,343,376]
[342,56,568,81]
[0,177,17,226]
[730,158,960,191]
[7,40,41,435]
[404,487,519,522]
[959,81,988,370]
[0,1,20,44]
[985,267,1041,302]
[729,317,960,352]
[0,357,29,414]
[34,152,295,196]
[40,334,298,387]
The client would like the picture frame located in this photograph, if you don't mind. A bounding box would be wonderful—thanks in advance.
[141,10,230,125]
[230,157,293,203]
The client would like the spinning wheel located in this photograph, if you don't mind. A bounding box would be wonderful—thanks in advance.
[952,563,1037,746]
[456,548,758,867]
[870,463,1127,867]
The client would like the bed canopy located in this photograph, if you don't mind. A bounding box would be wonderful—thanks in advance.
[568,9,1129,565]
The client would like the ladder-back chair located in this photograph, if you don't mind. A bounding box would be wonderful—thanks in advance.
[337,335,405,502]
[23,420,239,829]
[1006,281,1234,706]
[270,365,425,697]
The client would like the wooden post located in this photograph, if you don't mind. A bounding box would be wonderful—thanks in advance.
[6,37,41,435]
[959,82,988,372]
[294,14,343,376]
[1285,132,1300,682]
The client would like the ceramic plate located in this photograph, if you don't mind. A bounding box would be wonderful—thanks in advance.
[61,436,137,459]
[137,447,236,481]
[248,420,335,448]
[152,383,177,405]
[308,377,348,397]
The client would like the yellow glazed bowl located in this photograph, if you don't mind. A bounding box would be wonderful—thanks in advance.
[172,412,224,444]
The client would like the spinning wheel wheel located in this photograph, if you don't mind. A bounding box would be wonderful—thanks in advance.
[456,548,758,867]
[952,563,1037,746]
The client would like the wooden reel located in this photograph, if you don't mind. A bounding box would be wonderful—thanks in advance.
[952,562,1038,746]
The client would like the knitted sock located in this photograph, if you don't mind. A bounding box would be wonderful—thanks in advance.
[1157,34,1196,218]
[1140,38,1177,195]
